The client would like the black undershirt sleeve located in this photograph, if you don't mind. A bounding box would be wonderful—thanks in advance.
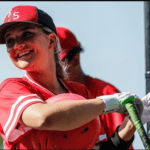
[100,125,134,150]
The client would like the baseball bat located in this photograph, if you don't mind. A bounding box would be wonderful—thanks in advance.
[121,97,150,149]
[0,136,3,149]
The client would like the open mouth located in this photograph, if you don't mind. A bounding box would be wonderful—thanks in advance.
[17,50,33,59]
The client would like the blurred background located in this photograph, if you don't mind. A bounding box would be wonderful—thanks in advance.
[0,1,145,149]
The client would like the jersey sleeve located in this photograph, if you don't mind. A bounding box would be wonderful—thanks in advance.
[64,80,93,99]
[0,78,45,144]
[102,83,120,95]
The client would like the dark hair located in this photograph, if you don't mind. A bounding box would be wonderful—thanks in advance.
[63,44,84,61]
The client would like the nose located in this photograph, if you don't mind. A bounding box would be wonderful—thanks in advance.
[7,43,26,54]
[7,37,26,53]
[14,43,26,51]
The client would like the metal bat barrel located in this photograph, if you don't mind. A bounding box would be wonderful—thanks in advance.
[122,97,150,149]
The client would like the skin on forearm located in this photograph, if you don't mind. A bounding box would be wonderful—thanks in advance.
[21,98,105,131]
[118,116,136,141]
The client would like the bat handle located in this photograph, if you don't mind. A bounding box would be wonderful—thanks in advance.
[122,97,150,149]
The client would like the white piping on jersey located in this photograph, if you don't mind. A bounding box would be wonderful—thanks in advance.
[4,94,40,132]
[98,134,107,141]
[4,94,39,132]
[24,74,71,94]
[5,98,43,140]
[24,74,55,95]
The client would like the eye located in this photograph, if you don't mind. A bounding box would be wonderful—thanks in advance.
[23,31,33,37]
[5,38,15,47]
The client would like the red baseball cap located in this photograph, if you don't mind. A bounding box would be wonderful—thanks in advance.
[0,5,57,44]
[56,27,80,60]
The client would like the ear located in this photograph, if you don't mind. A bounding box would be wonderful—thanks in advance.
[48,33,57,49]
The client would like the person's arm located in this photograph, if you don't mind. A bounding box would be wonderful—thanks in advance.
[21,98,105,131]
[21,92,142,132]
[118,116,136,141]
[100,117,135,150]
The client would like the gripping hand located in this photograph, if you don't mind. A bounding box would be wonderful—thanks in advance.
[97,92,143,115]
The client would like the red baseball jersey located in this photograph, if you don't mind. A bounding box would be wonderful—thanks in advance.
[85,76,128,140]
[85,76,134,150]
[0,73,97,149]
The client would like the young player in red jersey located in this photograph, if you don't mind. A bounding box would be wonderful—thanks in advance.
[0,5,145,150]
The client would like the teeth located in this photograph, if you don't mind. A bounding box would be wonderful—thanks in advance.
[18,51,31,58]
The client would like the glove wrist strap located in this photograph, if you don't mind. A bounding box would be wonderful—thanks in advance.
[97,95,119,114]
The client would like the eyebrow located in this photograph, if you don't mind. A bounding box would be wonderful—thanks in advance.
[4,25,37,40]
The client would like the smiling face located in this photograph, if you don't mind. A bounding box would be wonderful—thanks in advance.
[4,23,56,72]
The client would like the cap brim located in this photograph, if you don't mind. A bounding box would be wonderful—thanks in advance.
[0,21,43,44]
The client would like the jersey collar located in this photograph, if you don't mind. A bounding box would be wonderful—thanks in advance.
[24,73,71,94]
